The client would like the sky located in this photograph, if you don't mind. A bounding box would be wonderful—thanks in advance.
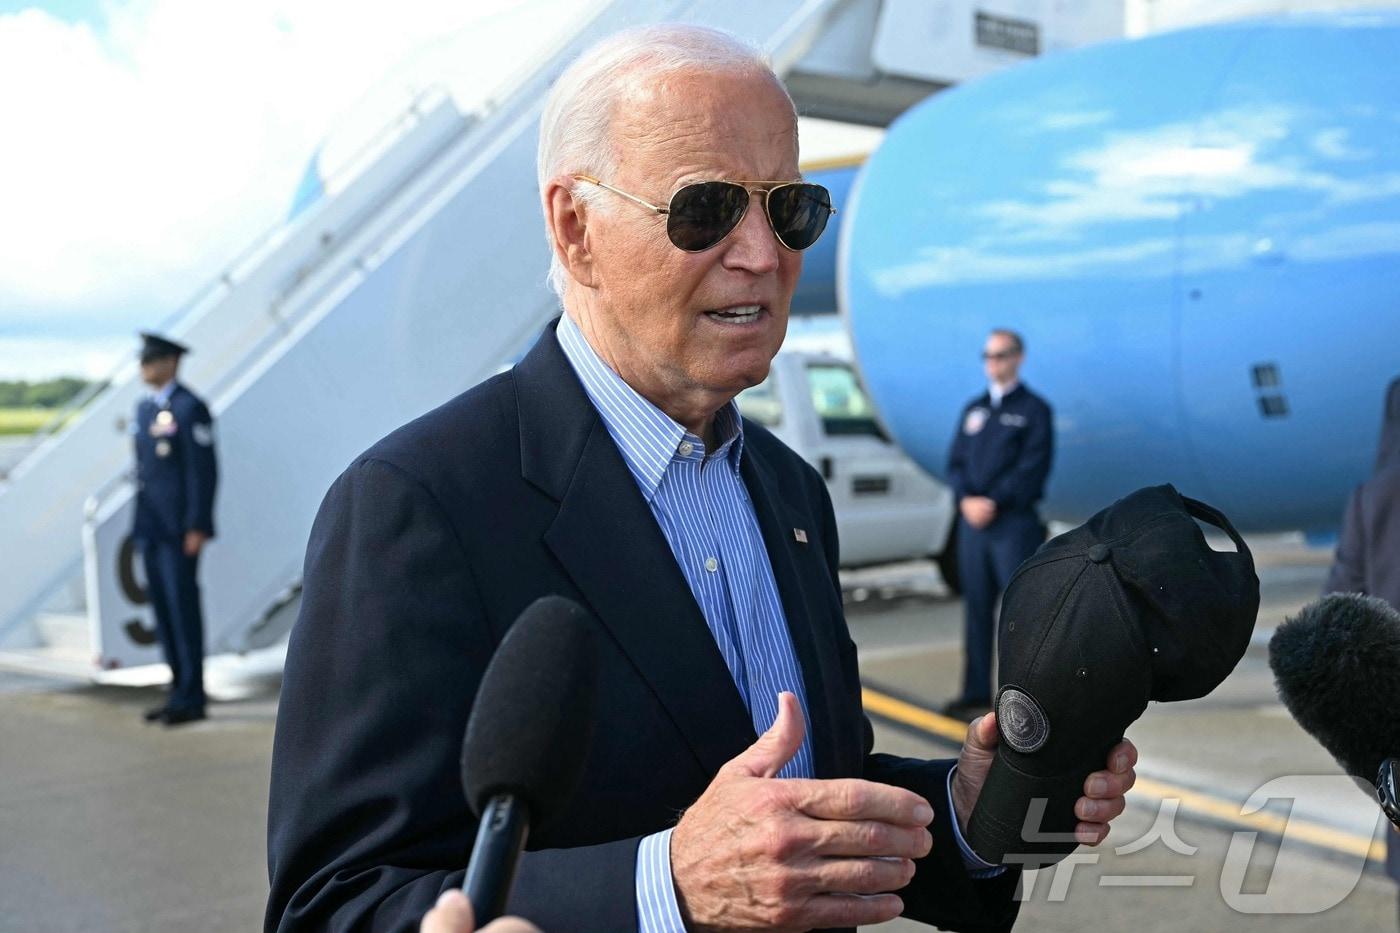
[0,0,599,381]
[1,0,1394,382]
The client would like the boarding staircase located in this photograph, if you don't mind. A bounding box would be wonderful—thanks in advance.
[0,0,1122,679]
[0,0,856,677]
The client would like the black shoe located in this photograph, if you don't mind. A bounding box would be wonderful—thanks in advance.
[940,699,991,723]
[161,707,207,727]
[143,705,169,723]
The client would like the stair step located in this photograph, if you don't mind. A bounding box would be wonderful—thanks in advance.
[33,611,91,654]
[0,643,97,681]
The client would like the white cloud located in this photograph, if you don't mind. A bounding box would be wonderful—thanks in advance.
[1036,109,1114,131]
[870,237,1177,294]
[0,0,590,377]
[0,335,132,381]
[966,104,1400,244]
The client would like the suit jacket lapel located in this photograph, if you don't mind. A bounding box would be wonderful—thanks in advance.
[515,325,755,778]
[739,446,842,780]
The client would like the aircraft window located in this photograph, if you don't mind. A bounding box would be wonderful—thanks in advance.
[1251,363,1281,389]
[1258,394,1289,418]
[736,378,783,427]
[807,364,885,439]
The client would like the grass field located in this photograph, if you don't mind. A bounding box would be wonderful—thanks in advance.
[0,407,60,436]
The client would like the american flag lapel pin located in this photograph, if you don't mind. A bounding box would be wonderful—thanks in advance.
[793,528,808,544]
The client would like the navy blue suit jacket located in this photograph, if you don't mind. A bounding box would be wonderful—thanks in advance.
[946,384,1053,515]
[265,325,1020,932]
[132,383,217,544]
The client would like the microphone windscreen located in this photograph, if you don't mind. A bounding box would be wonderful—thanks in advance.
[460,595,598,831]
[1268,592,1400,781]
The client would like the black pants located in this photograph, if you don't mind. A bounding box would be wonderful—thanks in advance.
[142,540,206,712]
[955,509,1044,705]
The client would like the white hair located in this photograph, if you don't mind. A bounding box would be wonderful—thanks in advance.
[537,24,795,298]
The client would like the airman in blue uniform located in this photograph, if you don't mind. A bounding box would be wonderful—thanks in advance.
[944,328,1053,720]
[132,333,217,726]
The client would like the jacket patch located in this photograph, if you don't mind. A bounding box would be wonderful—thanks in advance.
[964,407,989,435]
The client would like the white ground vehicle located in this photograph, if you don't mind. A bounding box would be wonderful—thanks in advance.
[737,351,959,586]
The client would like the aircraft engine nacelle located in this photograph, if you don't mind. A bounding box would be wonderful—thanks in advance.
[840,13,1400,531]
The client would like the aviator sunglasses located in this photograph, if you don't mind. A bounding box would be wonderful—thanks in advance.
[573,174,835,253]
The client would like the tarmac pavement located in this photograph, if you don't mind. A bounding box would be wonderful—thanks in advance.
[0,538,1394,931]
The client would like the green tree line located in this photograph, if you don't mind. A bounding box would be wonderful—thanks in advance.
[0,378,92,409]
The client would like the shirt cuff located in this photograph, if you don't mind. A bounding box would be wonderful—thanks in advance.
[946,766,1007,878]
[635,828,686,932]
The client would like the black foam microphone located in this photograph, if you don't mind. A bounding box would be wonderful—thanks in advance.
[1268,592,1400,827]
[459,596,598,923]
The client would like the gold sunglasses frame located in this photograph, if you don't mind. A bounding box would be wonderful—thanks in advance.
[571,174,836,253]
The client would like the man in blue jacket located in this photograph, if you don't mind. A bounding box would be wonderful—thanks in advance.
[945,329,1053,721]
[131,332,217,726]
[1326,376,1400,916]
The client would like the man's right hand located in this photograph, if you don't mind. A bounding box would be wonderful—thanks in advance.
[670,693,934,932]
[960,496,997,529]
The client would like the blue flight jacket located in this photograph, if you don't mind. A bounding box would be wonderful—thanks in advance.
[132,383,218,544]
[946,383,1053,514]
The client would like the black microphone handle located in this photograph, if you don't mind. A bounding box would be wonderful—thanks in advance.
[462,793,530,924]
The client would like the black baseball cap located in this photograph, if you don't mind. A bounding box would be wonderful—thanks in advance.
[138,332,189,364]
[965,484,1260,867]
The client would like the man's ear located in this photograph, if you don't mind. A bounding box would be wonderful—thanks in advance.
[544,177,597,288]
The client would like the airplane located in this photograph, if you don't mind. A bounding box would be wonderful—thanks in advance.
[4,7,1393,678]
[800,11,1400,533]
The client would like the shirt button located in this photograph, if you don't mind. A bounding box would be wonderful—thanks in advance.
[704,557,718,572]
[679,441,694,457]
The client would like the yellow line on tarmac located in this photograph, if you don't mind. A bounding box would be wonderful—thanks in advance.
[860,685,1386,863]
[861,685,970,743]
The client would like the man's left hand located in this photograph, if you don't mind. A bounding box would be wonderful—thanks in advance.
[183,530,209,557]
[950,712,1136,845]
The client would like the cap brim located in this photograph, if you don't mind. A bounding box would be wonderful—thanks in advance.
[964,750,1088,869]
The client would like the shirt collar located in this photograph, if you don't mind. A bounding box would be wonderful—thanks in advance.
[989,379,1019,406]
[149,381,177,406]
[555,313,745,502]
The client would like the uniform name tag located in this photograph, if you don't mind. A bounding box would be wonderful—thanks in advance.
[999,412,1028,427]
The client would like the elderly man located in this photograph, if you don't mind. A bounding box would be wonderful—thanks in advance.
[266,25,1135,933]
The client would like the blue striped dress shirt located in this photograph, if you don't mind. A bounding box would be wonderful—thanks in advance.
[555,314,997,932]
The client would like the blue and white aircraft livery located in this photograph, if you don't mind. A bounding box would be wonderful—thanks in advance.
[809,12,1400,533]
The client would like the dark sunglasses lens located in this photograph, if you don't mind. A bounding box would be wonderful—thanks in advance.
[667,182,749,251]
[767,184,831,251]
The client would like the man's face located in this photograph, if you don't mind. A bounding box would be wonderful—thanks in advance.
[140,357,177,387]
[571,69,802,419]
[982,334,1022,385]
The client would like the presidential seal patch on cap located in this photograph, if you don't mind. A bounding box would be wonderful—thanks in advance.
[997,686,1049,753]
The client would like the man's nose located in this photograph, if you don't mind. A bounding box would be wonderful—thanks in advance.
[721,194,781,274]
